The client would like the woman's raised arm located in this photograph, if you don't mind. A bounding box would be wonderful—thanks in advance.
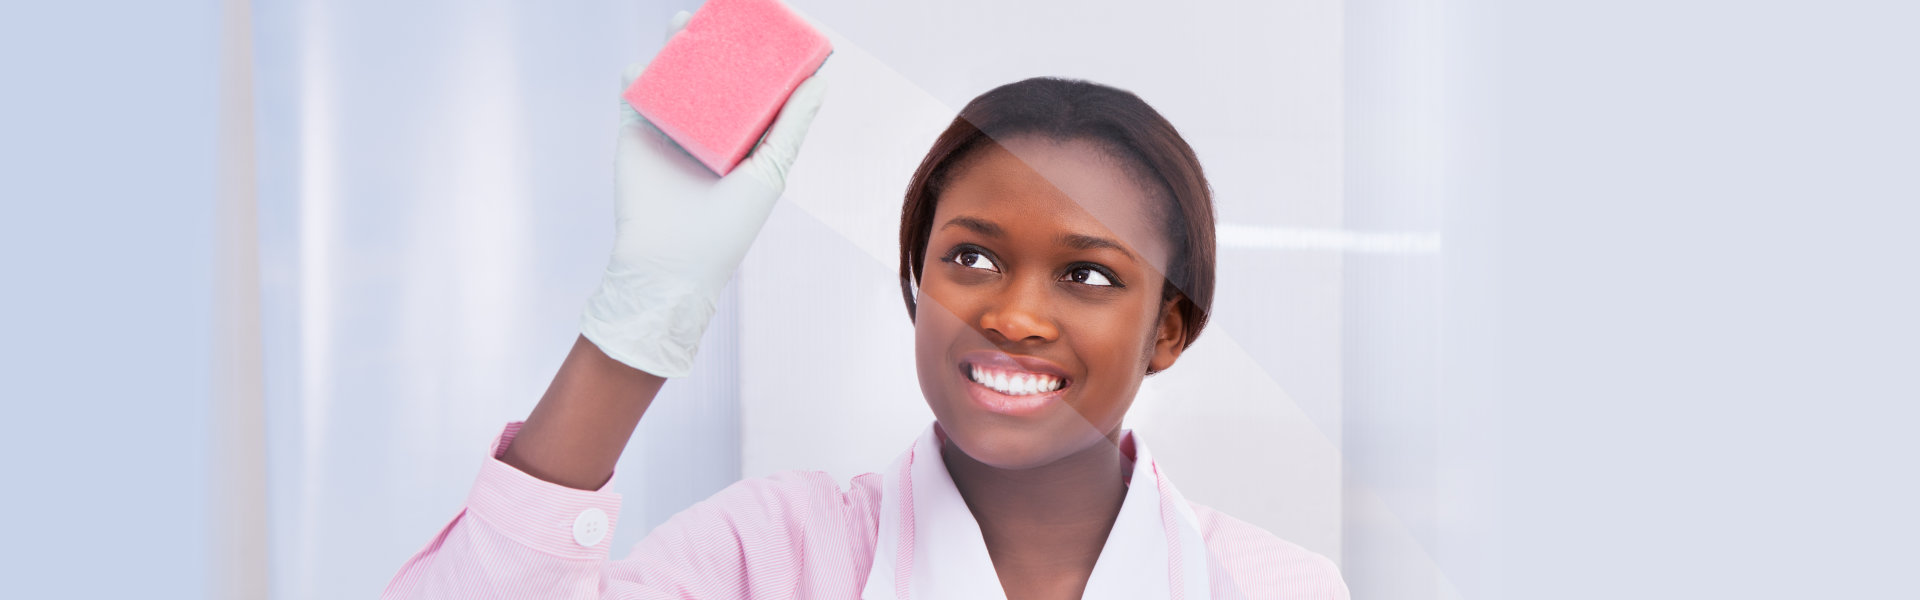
[499,335,666,490]
[499,11,829,490]
[386,8,829,597]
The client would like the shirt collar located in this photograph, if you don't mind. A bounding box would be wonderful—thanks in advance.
[863,423,1211,599]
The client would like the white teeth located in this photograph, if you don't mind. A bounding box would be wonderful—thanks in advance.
[968,364,1064,396]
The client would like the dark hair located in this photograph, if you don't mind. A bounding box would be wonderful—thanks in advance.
[898,77,1216,352]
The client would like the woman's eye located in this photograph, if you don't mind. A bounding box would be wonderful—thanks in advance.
[952,250,999,272]
[1065,266,1116,287]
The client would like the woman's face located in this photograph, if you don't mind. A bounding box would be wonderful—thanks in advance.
[914,135,1188,470]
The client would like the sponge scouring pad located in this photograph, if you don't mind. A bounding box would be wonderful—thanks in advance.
[624,0,832,176]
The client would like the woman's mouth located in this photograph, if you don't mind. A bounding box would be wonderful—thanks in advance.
[956,352,1072,416]
[967,363,1066,396]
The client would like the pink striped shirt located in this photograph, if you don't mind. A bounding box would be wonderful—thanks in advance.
[384,422,1348,599]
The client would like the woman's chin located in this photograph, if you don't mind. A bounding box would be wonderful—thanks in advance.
[934,414,1111,471]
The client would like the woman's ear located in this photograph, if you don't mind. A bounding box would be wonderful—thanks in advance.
[1146,296,1188,374]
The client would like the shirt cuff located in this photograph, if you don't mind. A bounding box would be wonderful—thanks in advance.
[464,421,624,561]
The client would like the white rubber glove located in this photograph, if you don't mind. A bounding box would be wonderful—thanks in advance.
[582,11,829,377]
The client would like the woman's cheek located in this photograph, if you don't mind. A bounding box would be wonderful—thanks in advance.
[912,285,974,403]
[1065,307,1147,426]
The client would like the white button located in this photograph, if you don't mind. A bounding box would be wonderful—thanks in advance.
[572,508,608,547]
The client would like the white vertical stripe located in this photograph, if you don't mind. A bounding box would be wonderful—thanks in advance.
[294,0,334,596]
[443,2,527,399]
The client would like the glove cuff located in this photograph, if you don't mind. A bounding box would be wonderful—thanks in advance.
[579,264,716,378]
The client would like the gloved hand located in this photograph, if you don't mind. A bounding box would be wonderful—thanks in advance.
[582,11,829,377]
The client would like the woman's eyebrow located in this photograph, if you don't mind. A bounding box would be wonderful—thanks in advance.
[1060,233,1138,263]
[939,215,1137,262]
[938,216,1003,237]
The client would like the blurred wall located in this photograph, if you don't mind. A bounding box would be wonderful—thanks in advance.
[0,2,220,599]
[1437,2,1920,598]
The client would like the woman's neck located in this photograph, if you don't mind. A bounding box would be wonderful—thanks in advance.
[940,431,1133,599]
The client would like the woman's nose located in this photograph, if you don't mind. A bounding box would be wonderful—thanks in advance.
[978,277,1058,344]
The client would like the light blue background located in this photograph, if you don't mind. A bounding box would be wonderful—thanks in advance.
[1,1,219,598]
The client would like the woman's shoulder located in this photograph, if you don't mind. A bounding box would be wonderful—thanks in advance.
[709,469,886,514]
[1187,502,1350,598]
[655,469,886,542]
[621,470,886,585]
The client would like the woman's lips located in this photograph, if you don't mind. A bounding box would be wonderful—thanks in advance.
[956,350,1071,416]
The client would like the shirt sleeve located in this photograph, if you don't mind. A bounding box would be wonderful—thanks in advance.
[382,422,879,600]
[382,421,636,599]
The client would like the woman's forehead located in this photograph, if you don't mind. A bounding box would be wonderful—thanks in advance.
[934,137,1172,271]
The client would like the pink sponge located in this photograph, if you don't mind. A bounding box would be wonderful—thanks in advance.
[624,0,832,176]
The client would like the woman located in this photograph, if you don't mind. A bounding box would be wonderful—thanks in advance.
[386,14,1347,600]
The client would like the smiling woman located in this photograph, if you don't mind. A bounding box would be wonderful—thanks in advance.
[902,78,1216,478]
[888,80,1337,598]
[385,53,1344,600]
